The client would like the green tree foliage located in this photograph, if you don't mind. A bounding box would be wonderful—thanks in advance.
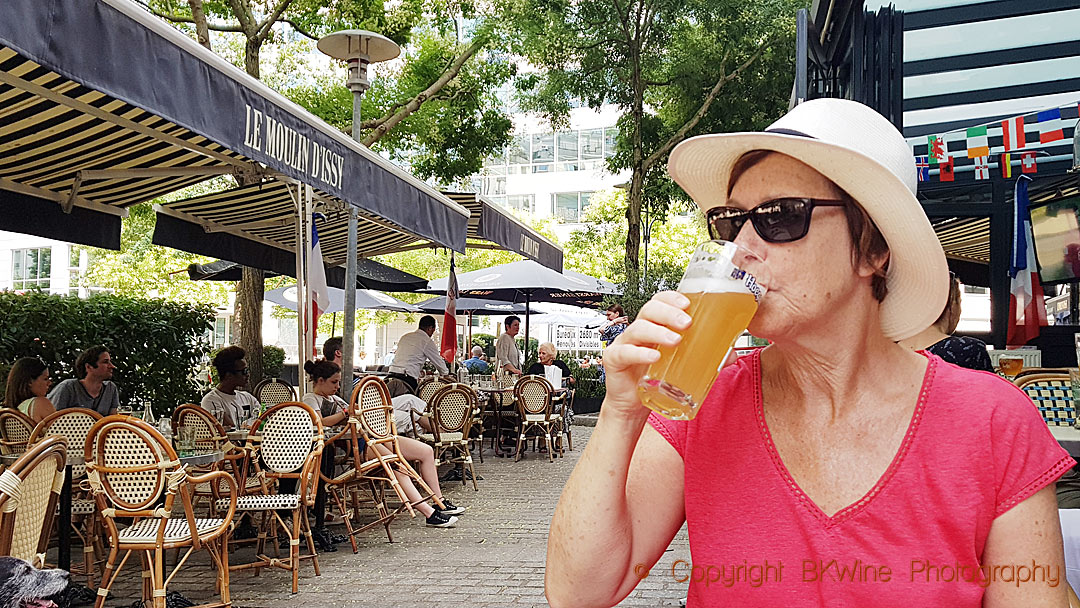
[503,0,804,277]
[83,203,232,307]
[0,291,214,416]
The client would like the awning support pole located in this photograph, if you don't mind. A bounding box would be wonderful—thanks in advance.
[293,183,307,393]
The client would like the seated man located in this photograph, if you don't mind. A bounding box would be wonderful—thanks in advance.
[462,346,488,373]
[48,345,119,416]
[323,336,361,381]
[385,378,433,436]
[201,346,260,430]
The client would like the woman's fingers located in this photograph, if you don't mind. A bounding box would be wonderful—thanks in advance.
[633,295,692,333]
[603,344,661,369]
[615,319,682,349]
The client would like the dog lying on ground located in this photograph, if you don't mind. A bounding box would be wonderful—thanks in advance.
[0,557,69,608]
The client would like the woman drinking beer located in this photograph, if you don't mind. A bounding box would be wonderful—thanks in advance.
[546,99,1072,607]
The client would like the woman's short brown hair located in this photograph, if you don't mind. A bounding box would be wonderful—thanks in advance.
[727,151,890,302]
[606,303,625,316]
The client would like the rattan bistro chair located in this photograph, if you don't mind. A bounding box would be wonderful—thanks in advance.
[416,376,449,405]
[252,378,297,407]
[172,404,257,516]
[513,375,565,463]
[217,402,324,594]
[0,409,35,455]
[85,416,236,608]
[28,408,103,587]
[1015,373,1076,426]
[0,436,66,568]
[350,377,443,515]
[419,384,478,490]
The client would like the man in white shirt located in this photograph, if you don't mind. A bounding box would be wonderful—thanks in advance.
[389,316,449,390]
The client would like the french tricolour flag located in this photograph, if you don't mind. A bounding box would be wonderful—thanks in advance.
[1007,175,1047,346]
[308,215,330,350]
[440,255,458,363]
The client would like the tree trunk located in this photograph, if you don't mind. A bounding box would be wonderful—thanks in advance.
[187,0,212,50]
[244,39,261,79]
[624,39,645,278]
[237,267,265,385]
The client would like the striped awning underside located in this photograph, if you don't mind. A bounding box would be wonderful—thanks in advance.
[933,216,990,264]
[162,181,433,262]
[0,46,254,218]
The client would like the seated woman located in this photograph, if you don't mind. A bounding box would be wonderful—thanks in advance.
[301,360,463,528]
[527,342,575,416]
[3,357,57,423]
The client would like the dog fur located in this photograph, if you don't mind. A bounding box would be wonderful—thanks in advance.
[0,557,69,608]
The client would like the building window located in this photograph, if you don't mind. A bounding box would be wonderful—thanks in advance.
[531,133,554,172]
[509,135,530,165]
[553,191,594,223]
[604,127,618,158]
[507,194,534,213]
[12,248,51,290]
[581,129,604,160]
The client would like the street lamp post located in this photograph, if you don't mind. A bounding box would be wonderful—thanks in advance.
[317,30,400,403]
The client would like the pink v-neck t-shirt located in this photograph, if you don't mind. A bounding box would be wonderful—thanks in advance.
[648,350,1074,606]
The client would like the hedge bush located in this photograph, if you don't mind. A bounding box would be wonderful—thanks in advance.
[0,291,214,416]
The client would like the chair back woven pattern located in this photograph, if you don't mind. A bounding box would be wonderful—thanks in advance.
[253,379,296,406]
[1016,374,1076,426]
[173,404,225,452]
[496,372,517,407]
[89,418,172,510]
[351,377,394,439]
[516,375,553,416]
[0,410,35,455]
[0,436,65,565]
[429,384,473,434]
[29,408,101,478]
[417,378,448,404]
[259,403,316,473]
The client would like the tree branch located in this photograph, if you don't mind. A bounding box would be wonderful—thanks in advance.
[282,18,318,41]
[225,0,258,36]
[256,0,297,42]
[644,39,774,171]
[187,0,212,50]
[148,7,244,32]
[360,36,487,147]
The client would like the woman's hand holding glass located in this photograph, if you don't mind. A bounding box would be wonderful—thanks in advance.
[600,291,690,418]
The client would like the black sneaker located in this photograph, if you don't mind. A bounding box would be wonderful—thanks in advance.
[311,527,337,552]
[233,521,259,540]
[437,499,466,516]
[425,511,459,528]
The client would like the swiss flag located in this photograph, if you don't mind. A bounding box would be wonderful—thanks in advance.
[1021,152,1038,174]
[938,156,954,182]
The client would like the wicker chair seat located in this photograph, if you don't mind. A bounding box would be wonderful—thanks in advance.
[118,517,228,543]
[196,475,262,494]
[216,493,298,512]
[417,431,464,442]
[64,498,97,515]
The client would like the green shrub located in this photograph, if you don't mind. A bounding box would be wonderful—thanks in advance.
[560,354,605,401]
[262,345,285,378]
[0,291,214,417]
[471,333,496,358]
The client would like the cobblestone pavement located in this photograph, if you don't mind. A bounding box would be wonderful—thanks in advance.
[99,425,691,607]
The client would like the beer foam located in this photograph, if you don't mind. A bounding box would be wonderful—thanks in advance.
[679,268,766,300]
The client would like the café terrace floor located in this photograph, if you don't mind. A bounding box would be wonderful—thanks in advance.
[102,424,692,607]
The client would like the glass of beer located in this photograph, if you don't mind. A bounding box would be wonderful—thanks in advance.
[638,240,769,420]
[997,355,1024,380]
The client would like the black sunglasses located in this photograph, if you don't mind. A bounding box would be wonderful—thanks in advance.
[707,197,847,243]
[230,367,250,376]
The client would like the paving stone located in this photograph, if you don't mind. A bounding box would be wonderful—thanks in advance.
[87,426,690,607]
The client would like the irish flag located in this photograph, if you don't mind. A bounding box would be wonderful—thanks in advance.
[440,255,459,363]
[1007,175,1047,346]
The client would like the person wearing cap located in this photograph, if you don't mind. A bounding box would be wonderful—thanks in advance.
[546,99,1072,607]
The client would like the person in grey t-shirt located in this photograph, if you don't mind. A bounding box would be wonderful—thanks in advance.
[47,345,120,416]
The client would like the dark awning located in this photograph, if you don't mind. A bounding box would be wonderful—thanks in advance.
[186,259,428,293]
[0,0,468,251]
[441,192,563,271]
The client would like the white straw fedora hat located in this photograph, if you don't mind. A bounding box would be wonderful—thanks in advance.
[668,97,948,342]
